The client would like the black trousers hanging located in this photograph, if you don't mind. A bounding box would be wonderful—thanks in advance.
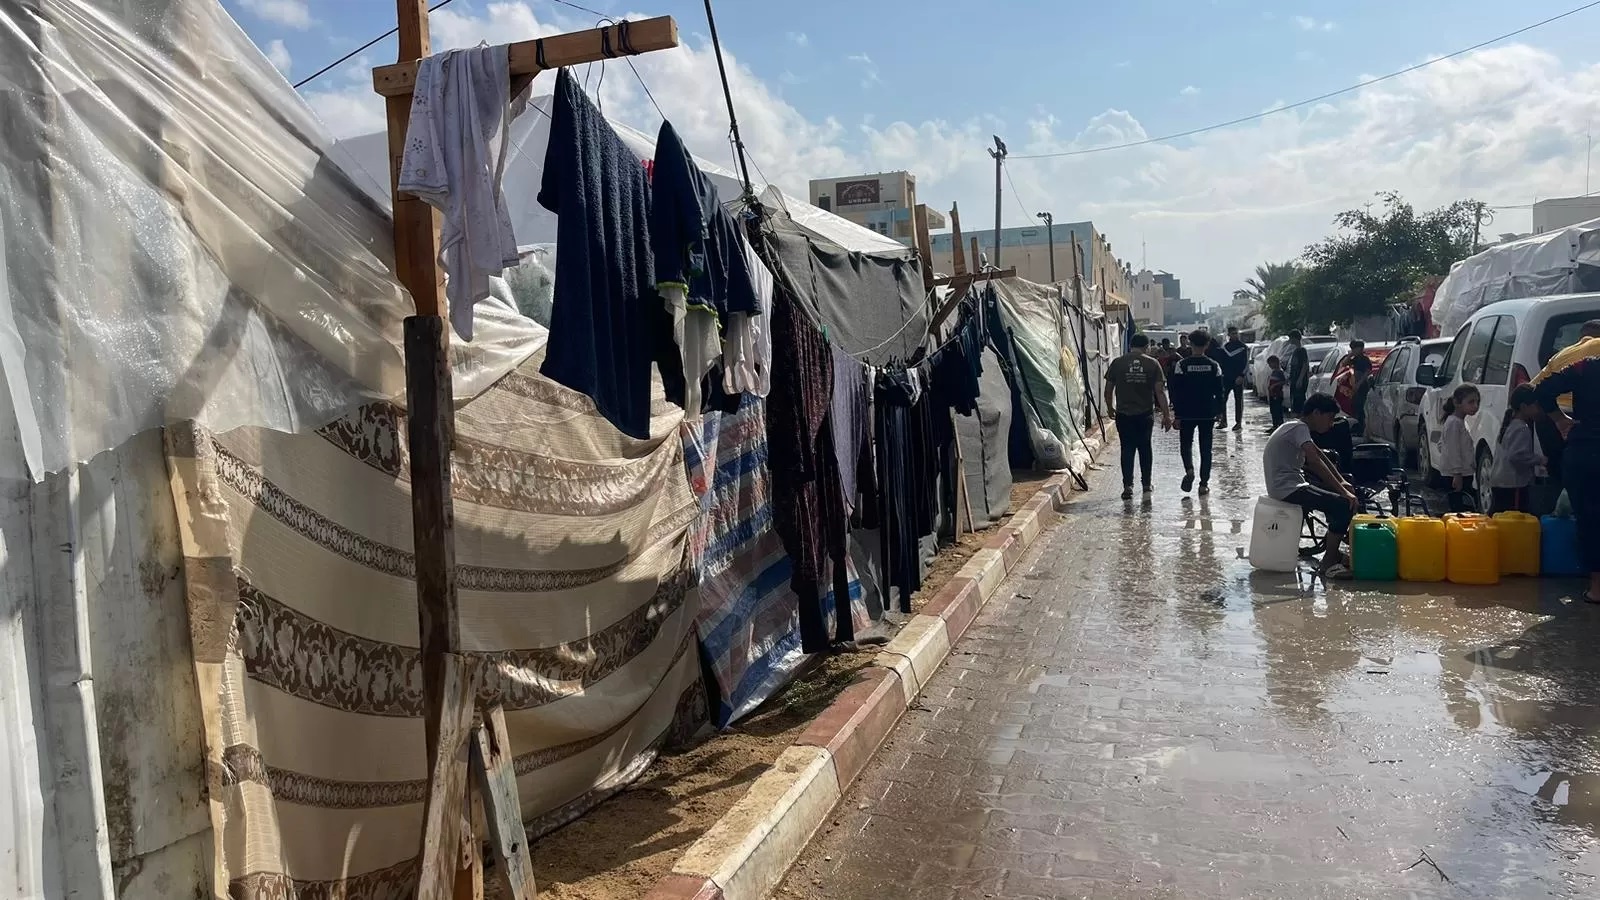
[794,418,856,650]
[876,371,926,614]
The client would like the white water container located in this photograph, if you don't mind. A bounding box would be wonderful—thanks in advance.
[1249,495,1302,571]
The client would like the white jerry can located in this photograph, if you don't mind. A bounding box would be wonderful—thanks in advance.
[1249,495,1302,572]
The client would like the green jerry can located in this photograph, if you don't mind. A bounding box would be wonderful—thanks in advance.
[1351,521,1398,581]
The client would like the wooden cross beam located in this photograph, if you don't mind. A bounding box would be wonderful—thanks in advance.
[373,5,680,898]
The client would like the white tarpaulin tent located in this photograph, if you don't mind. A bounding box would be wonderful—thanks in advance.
[1434,219,1600,336]
[333,95,912,259]
[0,3,917,898]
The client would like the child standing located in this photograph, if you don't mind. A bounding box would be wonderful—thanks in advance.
[1266,356,1288,427]
[1437,384,1481,513]
[1487,384,1546,513]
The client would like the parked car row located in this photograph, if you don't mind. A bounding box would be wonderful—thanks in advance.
[1243,293,1600,515]
[1250,334,1338,396]
[1362,337,1451,467]
[1413,293,1600,511]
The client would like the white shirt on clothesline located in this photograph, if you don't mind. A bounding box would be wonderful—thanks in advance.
[398,44,530,340]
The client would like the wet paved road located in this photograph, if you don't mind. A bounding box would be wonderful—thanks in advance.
[779,406,1600,899]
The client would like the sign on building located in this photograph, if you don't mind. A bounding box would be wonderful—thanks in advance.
[835,178,881,206]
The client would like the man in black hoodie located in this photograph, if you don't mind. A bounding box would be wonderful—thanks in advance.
[1210,325,1251,432]
[1171,330,1227,494]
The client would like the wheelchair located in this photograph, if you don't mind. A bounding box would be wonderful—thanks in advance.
[1299,442,1429,557]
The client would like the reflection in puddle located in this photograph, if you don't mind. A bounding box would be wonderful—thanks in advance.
[1512,771,1600,832]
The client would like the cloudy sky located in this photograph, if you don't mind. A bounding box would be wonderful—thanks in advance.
[225,0,1600,307]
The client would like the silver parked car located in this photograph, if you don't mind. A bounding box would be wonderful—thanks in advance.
[1362,336,1452,468]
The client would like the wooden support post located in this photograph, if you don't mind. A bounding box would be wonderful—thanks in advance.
[950,203,966,276]
[950,409,973,535]
[970,238,981,272]
[913,203,934,291]
[1068,231,1098,432]
[373,16,681,95]
[416,655,480,900]
[386,0,460,786]
[376,7,682,899]
[473,707,539,900]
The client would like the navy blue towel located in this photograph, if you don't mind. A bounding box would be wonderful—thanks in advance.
[538,69,683,438]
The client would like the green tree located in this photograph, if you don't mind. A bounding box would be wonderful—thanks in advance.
[1241,261,1299,304]
[1296,192,1479,327]
[1261,271,1310,335]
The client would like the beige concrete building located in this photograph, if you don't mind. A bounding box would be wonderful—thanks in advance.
[807,171,946,244]
[926,221,1132,303]
[1131,270,1166,326]
[1532,195,1600,234]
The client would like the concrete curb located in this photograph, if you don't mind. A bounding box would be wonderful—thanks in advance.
[646,453,1098,900]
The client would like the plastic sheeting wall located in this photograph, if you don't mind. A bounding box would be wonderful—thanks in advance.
[0,0,545,480]
[954,347,1014,529]
[987,279,1101,475]
[0,421,211,900]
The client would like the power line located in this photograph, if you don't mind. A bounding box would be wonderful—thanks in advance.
[1003,166,1034,220]
[292,0,462,89]
[548,0,609,16]
[291,0,615,91]
[1012,0,1600,160]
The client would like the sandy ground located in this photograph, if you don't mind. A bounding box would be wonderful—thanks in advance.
[517,469,1057,899]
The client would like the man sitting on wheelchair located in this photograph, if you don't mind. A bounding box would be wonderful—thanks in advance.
[1263,392,1361,579]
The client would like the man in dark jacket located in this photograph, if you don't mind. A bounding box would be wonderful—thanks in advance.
[1287,329,1311,412]
[1170,329,1226,494]
[1209,325,1251,432]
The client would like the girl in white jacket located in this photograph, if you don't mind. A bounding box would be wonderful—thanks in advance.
[1438,384,1480,513]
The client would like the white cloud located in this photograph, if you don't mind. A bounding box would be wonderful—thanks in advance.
[265,38,292,75]
[1180,85,1201,97]
[1293,15,1336,32]
[787,32,809,47]
[288,5,1600,311]
[240,0,311,29]
[847,53,881,88]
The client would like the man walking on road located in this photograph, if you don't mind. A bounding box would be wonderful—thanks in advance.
[1106,333,1172,500]
[1287,329,1311,412]
[1171,330,1226,494]
[1211,325,1251,431]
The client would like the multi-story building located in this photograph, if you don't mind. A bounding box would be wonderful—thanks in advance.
[807,171,946,244]
[1164,297,1198,326]
[1153,272,1181,307]
[1131,269,1166,326]
[1532,195,1600,234]
[926,221,1132,303]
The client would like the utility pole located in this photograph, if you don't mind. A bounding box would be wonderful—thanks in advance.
[1037,211,1055,282]
[989,135,1007,268]
[1471,201,1487,253]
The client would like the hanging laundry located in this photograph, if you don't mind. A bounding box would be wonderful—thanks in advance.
[874,367,921,613]
[766,282,854,650]
[722,231,773,397]
[928,303,983,416]
[651,121,763,413]
[538,69,684,439]
[830,346,870,515]
[398,43,529,341]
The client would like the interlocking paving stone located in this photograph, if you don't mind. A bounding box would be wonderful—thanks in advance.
[778,406,1600,899]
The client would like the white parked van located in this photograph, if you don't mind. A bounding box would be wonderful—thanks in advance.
[1417,293,1600,508]
[1251,334,1338,397]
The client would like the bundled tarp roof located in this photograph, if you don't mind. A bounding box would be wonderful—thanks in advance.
[985,276,1108,475]
[333,96,913,259]
[1434,218,1600,335]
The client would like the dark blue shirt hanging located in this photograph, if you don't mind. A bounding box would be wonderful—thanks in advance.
[538,69,684,439]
